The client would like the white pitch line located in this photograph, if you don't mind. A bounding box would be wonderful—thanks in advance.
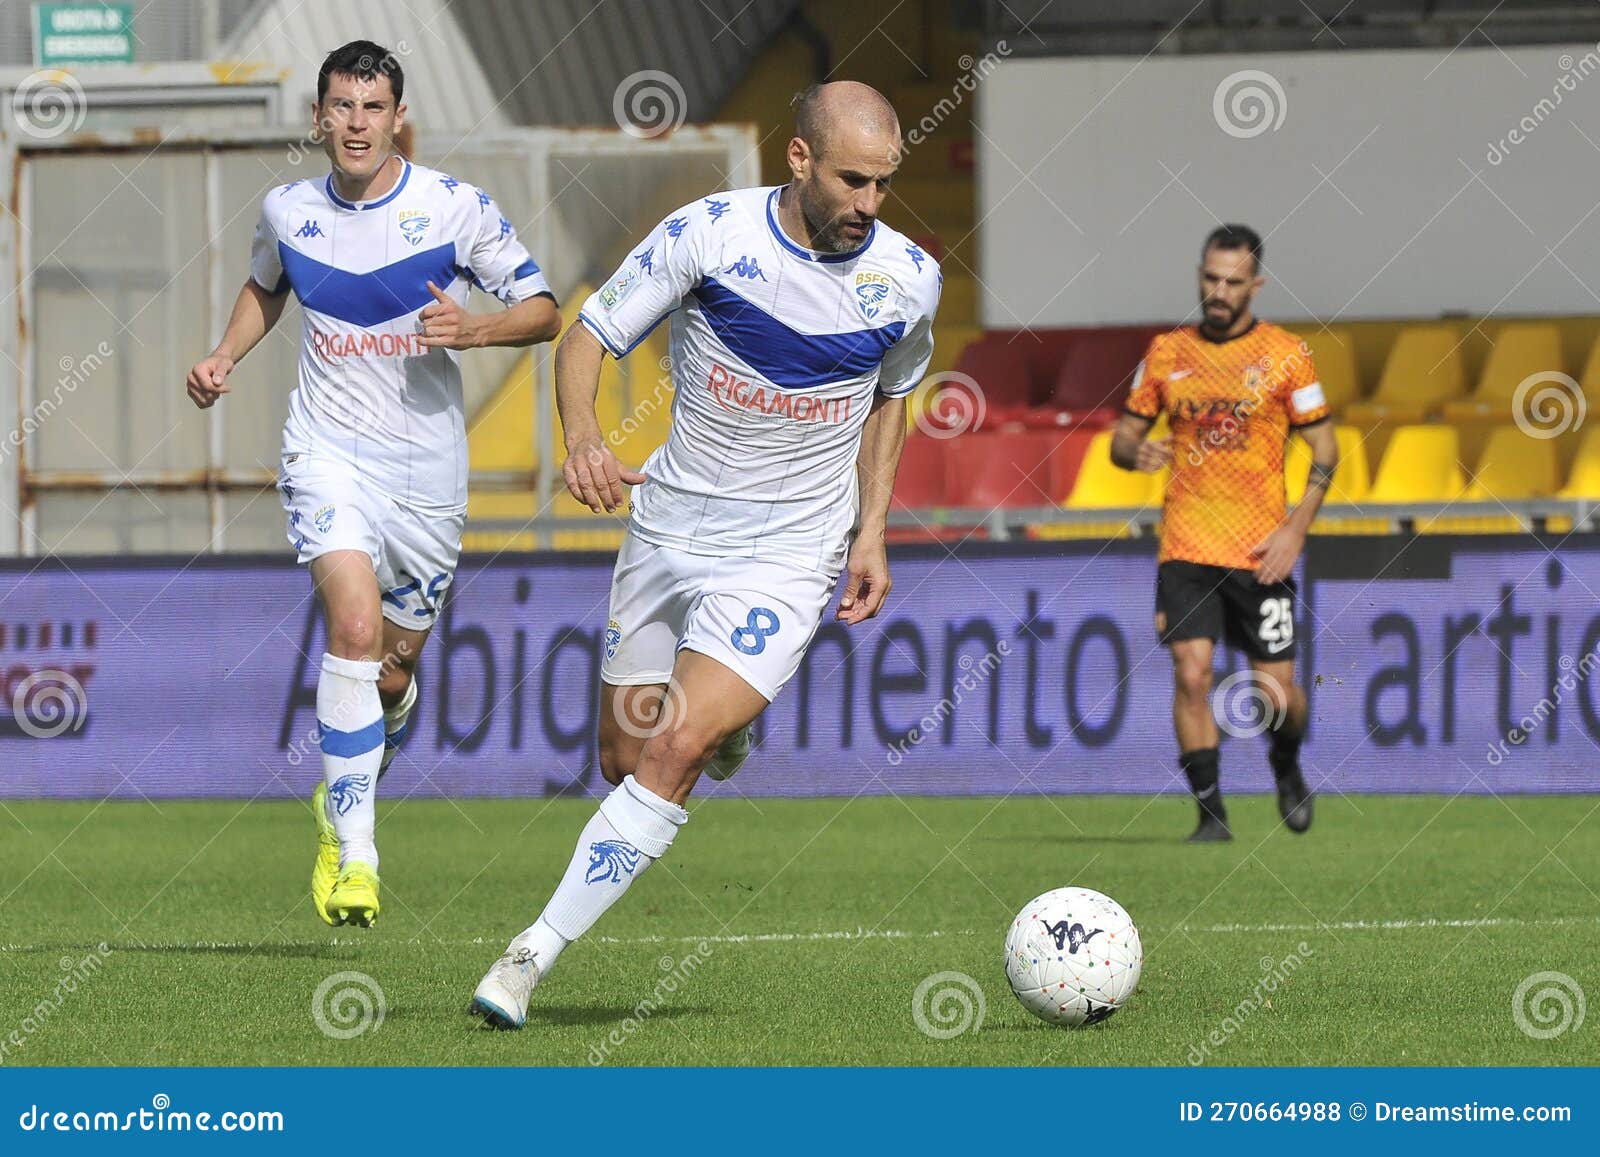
[1185,915,1600,934]
[2,914,1594,955]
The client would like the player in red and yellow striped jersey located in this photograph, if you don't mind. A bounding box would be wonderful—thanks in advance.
[1111,225,1339,842]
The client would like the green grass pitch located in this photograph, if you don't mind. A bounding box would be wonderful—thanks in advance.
[0,793,1596,1066]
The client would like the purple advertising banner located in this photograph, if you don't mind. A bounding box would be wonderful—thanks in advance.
[2,536,1599,799]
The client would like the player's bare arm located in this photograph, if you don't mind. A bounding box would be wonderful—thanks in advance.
[1253,418,1339,584]
[185,278,287,408]
[1110,410,1171,473]
[417,281,560,350]
[838,392,907,624]
[554,323,645,513]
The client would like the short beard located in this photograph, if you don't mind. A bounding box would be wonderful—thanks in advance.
[1200,302,1241,335]
[797,181,857,254]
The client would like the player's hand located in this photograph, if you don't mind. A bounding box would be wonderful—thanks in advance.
[417,281,482,350]
[837,533,891,625]
[186,354,235,408]
[563,437,646,513]
[1134,437,1173,473]
[1251,525,1305,585]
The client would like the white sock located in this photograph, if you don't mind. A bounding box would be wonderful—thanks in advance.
[317,653,384,870]
[378,674,418,781]
[522,775,687,973]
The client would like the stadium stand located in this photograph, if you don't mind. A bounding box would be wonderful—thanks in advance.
[1343,324,1467,428]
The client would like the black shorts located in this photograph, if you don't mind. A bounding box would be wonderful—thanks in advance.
[1156,560,1298,661]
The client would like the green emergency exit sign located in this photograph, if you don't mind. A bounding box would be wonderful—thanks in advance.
[32,3,135,66]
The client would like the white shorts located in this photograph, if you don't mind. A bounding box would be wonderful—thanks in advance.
[278,452,464,630]
[601,531,837,702]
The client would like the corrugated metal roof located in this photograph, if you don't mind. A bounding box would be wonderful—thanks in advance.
[222,0,510,131]
[452,0,797,126]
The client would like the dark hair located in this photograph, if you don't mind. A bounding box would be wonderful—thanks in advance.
[1202,223,1263,273]
[317,40,404,105]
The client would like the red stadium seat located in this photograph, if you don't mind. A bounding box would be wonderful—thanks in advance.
[1044,429,1099,502]
[944,431,1061,508]
[952,337,1038,410]
[892,434,949,508]
[1050,326,1163,412]
[979,330,1077,405]
[1018,405,1122,433]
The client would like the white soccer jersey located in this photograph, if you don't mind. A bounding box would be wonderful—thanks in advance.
[579,185,940,575]
[251,159,552,514]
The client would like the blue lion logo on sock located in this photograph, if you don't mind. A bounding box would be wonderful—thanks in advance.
[328,773,371,816]
[584,839,642,885]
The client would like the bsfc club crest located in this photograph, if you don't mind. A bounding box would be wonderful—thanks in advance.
[604,618,622,660]
[853,270,893,321]
[397,208,432,247]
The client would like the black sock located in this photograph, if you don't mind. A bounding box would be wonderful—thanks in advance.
[1268,716,1305,781]
[1180,747,1225,819]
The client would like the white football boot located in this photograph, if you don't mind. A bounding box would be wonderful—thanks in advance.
[704,723,752,781]
[469,933,542,1029]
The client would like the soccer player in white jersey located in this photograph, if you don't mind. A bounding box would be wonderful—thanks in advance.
[185,41,560,928]
[470,81,941,1028]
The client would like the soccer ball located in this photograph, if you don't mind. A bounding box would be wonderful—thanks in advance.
[1004,886,1143,1027]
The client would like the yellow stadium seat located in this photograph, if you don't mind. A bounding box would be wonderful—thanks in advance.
[1285,425,1370,505]
[1545,426,1600,532]
[1468,425,1560,498]
[1425,425,1559,534]
[609,329,675,469]
[463,488,628,553]
[1559,426,1600,499]
[547,490,627,551]
[465,284,644,552]
[1442,323,1564,424]
[1344,325,1467,427]
[1366,425,1465,503]
[1300,325,1363,414]
[1578,333,1600,401]
[1034,431,1163,539]
[463,490,539,553]
[1283,426,1379,535]
[466,284,593,480]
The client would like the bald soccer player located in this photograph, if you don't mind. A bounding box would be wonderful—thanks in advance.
[469,82,942,1027]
